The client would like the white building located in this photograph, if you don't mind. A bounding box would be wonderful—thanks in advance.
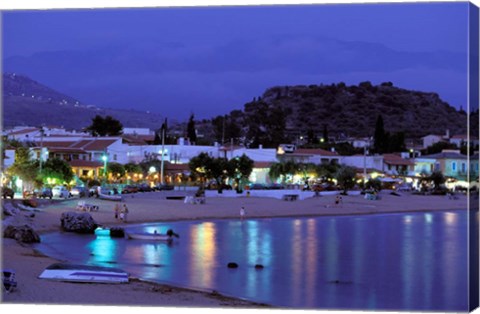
[449,134,479,148]
[340,155,384,173]
[122,127,154,136]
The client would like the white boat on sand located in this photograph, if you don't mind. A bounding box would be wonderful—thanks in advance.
[39,263,129,284]
[98,193,123,201]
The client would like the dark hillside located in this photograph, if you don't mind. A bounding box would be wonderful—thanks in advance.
[257,82,467,138]
[2,73,166,130]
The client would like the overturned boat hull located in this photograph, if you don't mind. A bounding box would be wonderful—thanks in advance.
[98,193,123,201]
[39,263,129,284]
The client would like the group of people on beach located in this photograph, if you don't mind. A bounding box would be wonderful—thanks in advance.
[113,202,129,222]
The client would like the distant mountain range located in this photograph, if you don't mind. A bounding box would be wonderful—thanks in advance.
[2,73,167,131]
[2,73,475,143]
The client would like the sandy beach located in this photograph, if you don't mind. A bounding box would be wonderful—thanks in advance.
[1,190,468,308]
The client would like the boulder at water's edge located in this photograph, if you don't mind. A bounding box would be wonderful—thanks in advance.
[60,211,97,234]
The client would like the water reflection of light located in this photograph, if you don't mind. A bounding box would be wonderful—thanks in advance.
[325,219,339,307]
[190,222,217,287]
[86,237,119,265]
[424,213,433,224]
[247,221,259,264]
[422,212,434,309]
[305,218,318,306]
[353,218,365,307]
[291,218,303,305]
[443,212,461,308]
[401,215,414,308]
[246,220,273,299]
[444,212,457,225]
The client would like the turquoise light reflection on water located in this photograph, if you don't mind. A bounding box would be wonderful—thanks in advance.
[37,210,470,311]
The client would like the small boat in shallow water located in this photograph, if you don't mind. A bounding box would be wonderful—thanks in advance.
[126,229,179,242]
[38,263,129,284]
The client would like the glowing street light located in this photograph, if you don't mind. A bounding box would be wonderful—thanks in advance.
[101,154,108,178]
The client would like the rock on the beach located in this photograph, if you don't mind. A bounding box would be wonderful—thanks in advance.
[60,211,97,234]
[110,227,125,238]
[3,224,41,243]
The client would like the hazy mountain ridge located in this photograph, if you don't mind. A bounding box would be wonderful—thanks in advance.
[2,74,474,143]
[2,73,166,130]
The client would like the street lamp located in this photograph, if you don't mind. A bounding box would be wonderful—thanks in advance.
[101,155,108,179]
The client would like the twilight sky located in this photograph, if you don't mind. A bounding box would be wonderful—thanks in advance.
[1,1,472,120]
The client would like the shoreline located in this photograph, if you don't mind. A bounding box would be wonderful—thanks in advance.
[1,191,471,307]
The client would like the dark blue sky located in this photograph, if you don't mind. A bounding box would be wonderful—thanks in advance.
[2,2,472,120]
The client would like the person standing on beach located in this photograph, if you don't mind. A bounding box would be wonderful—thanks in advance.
[114,203,121,220]
[121,203,129,222]
[240,206,246,220]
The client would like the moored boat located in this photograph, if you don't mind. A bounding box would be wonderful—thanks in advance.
[38,263,129,284]
[126,229,179,242]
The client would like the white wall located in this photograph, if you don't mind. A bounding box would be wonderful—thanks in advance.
[340,155,384,171]
[123,127,153,135]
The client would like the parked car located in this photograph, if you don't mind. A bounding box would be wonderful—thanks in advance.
[2,187,15,199]
[122,185,138,194]
[138,183,153,192]
[70,186,87,197]
[38,187,53,199]
[155,183,174,191]
[100,187,113,195]
[23,190,37,198]
[266,183,284,190]
[52,185,70,198]
[312,183,338,192]
[249,183,266,190]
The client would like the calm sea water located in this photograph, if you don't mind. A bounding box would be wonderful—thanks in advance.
[36,210,472,311]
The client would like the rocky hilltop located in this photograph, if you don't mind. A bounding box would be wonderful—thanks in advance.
[252,82,469,138]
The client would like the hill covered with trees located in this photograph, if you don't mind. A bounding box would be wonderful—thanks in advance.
[208,81,471,148]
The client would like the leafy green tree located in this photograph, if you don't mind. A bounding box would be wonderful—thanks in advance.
[8,147,39,188]
[107,162,126,181]
[322,124,329,143]
[315,163,339,181]
[41,158,74,185]
[243,100,287,148]
[269,161,298,183]
[423,141,457,155]
[212,114,242,144]
[187,114,197,144]
[154,118,170,145]
[387,132,406,153]
[366,178,382,191]
[335,165,357,195]
[86,115,123,136]
[229,154,254,192]
[429,171,446,190]
[124,163,142,182]
[188,152,212,185]
[373,114,386,154]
